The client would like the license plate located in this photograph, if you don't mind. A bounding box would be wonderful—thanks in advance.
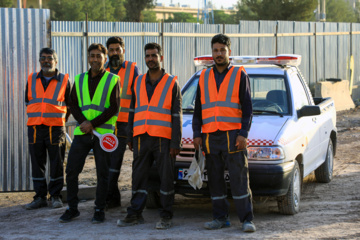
[178,168,230,182]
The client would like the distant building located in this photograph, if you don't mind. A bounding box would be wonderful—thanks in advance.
[151,5,236,21]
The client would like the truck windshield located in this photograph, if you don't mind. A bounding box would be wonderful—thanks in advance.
[181,74,289,115]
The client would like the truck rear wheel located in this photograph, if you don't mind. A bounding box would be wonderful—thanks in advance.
[146,190,161,209]
[277,161,301,215]
[315,140,334,183]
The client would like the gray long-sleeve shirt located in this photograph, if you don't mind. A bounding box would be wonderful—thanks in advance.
[127,69,182,149]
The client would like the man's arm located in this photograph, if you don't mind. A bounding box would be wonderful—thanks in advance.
[170,80,182,149]
[127,83,136,150]
[64,79,72,121]
[238,70,253,138]
[192,84,203,150]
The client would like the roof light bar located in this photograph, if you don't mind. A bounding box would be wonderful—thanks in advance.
[194,54,302,67]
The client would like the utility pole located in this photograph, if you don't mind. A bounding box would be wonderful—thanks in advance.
[17,0,22,8]
[320,0,326,22]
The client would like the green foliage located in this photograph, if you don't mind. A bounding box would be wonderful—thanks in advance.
[125,0,155,22]
[48,0,85,21]
[142,10,157,22]
[83,0,115,21]
[235,0,318,21]
[0,0,13,8]
[213,10,236,24]
[165,12,199,23]
[110,0,126,21]
[326,0,357,22]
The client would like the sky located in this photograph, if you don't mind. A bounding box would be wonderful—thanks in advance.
[157,0,239,9]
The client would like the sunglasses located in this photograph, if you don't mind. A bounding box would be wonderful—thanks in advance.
[40,56,55,61]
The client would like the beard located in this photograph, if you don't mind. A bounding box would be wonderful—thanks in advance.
[109,54,124,68]
[146,61,160,71]
[214,57,229,66]
[41,63,55,74]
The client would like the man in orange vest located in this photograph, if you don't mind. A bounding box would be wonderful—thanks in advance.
[192,34,256,232]
[105,36,140,209]
[117,42,182,229]
[25,48,71,210]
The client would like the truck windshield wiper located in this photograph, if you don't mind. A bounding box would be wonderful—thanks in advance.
[253,109,284,117]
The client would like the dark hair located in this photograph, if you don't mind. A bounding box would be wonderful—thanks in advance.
[144,42,162,56]
[106,36,125,49]
[39,48,58,62]
[88,43,107,55]
[211,34,231,49]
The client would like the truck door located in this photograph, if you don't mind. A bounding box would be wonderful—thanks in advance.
[289,73,321,175]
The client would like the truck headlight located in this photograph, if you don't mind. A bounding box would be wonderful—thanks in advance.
[248,146,285,160]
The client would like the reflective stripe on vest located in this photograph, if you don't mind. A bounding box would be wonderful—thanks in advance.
[200,66,243,133]
[26,72,68,126]
[106,61,136,122]
[133,73,176,139]
[73,71,119,135]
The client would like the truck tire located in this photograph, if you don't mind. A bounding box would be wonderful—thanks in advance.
[315,140,334,183]
[146,191,161,209]
[277,161,301,215]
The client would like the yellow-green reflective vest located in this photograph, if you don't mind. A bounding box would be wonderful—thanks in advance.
[74,71,119,135]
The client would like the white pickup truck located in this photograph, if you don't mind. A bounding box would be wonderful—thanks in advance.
[147,54,337,215]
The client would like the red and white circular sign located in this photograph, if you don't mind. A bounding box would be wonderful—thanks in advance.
[99,133,118,152]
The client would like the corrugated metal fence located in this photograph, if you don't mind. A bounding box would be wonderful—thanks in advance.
[1,10,360,191]
[0,8,50,191]
[51,20,360,96]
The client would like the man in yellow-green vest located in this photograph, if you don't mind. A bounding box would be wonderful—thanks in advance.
[59,43,121,224]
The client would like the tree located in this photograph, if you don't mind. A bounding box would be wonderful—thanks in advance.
[125,0,155,22]
[0,0,13,7]
[325,0,357,22]
[165,12,199,23]
[213,10,236,24]
[48,0,86,21]
[83,0,115,21]
[142,10,157,22]
[110,0,127,21]
[235,0,318,21]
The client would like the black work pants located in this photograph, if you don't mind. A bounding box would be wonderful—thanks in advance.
[65,134,110,210]
[107,136,127,204]
[28,125,65,199]
[202,130,254,223]
[127,133,175,219]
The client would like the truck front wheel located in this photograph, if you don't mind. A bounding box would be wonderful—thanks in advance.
[315,140,334,183]
[277,161,301,215]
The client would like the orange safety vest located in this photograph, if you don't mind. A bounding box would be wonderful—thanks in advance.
[106,61,137,122]
[133,73,176,139]
[26,72,69,126]
[199,66,245,133]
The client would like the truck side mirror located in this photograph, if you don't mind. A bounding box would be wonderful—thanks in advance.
[297,105,321,119]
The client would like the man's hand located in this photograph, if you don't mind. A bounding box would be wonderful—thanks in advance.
[127,141,133,151]
[235,135,247,150]
[193,137,202,151]
[170,148,180,159]
[79,120,93,134]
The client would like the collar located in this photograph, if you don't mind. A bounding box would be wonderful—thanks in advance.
[212,63,232,74]
[37,69,61,81]
[145,68,166,84]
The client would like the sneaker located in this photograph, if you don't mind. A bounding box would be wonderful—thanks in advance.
[117,214,145,227]
[25,197,48,210]
[92,209,105,224]
[204,218,231,230]
[59,208,80,223]
[242,220,256,232]
[155,218,172,229]
[51,196,63,208]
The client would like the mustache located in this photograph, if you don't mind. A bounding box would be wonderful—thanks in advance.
[42,63,52,67]
[110,55,120,61]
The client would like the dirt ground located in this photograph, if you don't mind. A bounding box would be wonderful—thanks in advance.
[1,108,360,240]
